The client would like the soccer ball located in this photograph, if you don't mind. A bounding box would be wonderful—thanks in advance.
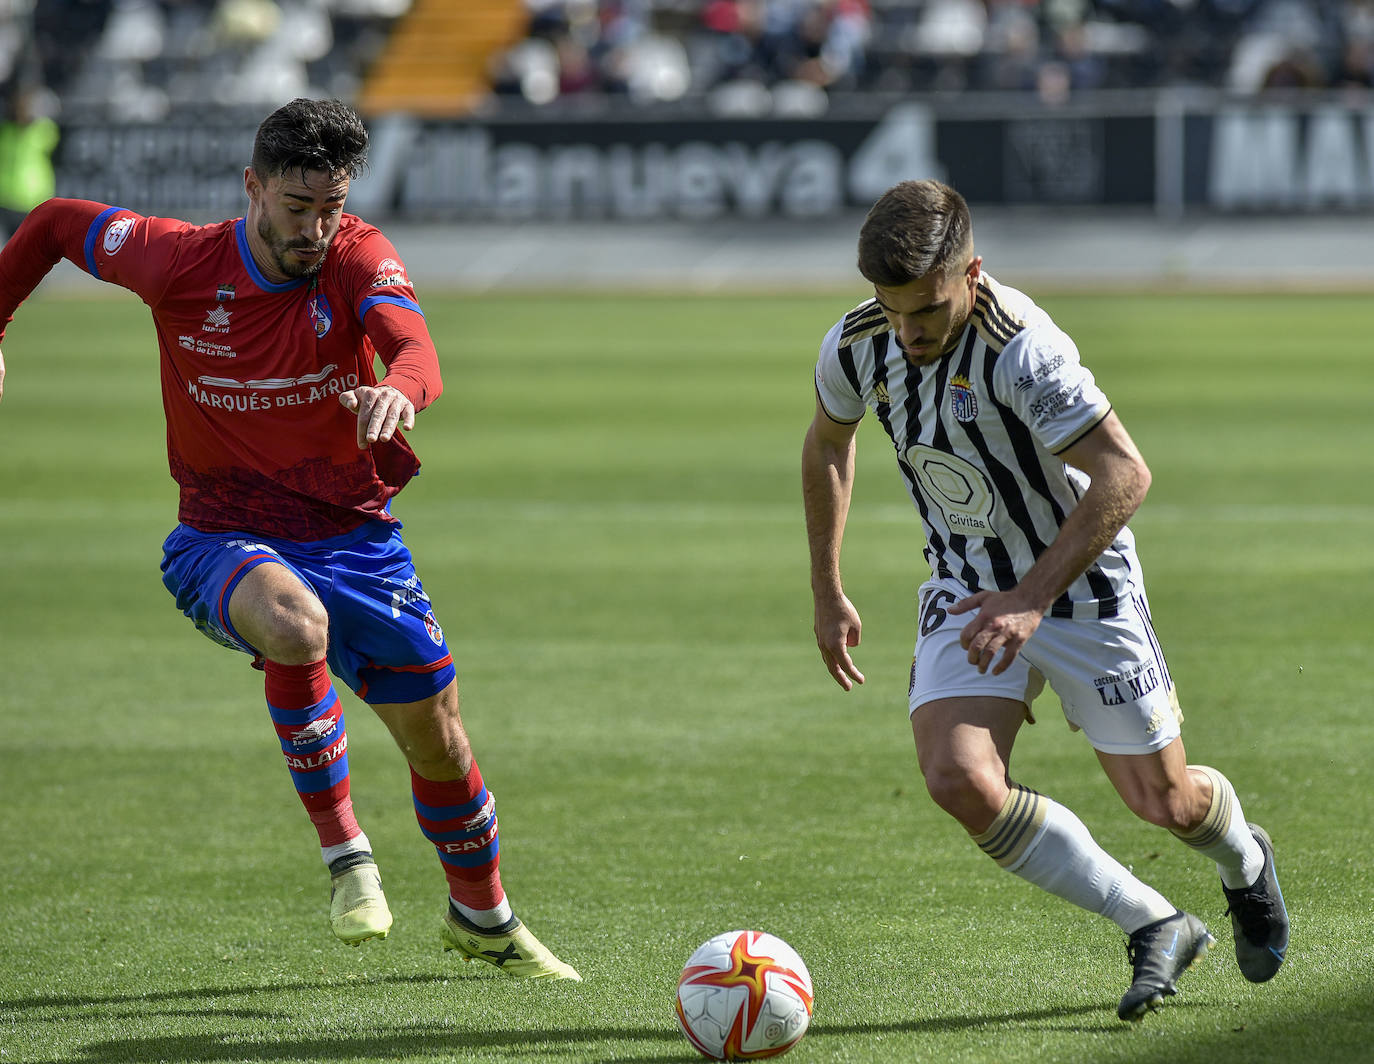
[675,930,814,1061]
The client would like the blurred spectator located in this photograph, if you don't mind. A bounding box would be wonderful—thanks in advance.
[0,83,60,241]
[794,0,872,90]
[1226,0,1348,90]
[697,0,769,84]
[30,0,110,97]
[907,0,987,71]
[488,38,562,104]
[1049,21,1108,90]
[1335,36,1374,85]
[978,2,1041,92]
[525,0,572,38]
[213,0,284,45]
[555,31,601,93]
[1261,47,1328,88]
[487,0,690,106]
[1348,0,1374,39]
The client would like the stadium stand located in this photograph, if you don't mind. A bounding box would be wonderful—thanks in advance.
[6,0,415,120]
[358,0,527,116]
[0,0,1371,120]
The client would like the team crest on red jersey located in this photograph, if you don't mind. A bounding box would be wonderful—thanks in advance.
[307,293,333,338]
[103,217,135,255]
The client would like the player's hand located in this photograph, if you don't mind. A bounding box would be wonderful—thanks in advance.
[339,385,414,448]
[814,591,866,691]
[948,590,1042,675]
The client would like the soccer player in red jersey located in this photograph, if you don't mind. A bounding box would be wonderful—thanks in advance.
[0,98,579,979]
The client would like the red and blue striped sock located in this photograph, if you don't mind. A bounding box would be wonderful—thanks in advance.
[410,764,508,922]
[265,660,367,863]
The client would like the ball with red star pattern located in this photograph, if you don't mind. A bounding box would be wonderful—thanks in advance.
[675,930,814,1060]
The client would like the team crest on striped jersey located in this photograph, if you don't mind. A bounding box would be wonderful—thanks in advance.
[948,374,978,422]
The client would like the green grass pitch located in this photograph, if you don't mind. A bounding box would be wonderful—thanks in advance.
[2,284,1371,1064]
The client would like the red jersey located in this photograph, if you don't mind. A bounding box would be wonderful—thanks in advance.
[0,198,443,540]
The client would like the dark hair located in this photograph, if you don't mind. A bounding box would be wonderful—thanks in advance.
[251,98,368,181]
[856,180,974,287]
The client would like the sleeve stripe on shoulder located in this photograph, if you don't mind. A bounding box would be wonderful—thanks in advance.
[83,206,124,279]
[838,299,888,345]
[973,291,1022,352]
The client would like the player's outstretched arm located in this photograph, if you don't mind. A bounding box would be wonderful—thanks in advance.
[339,384,415,448]
[803,398,866,691]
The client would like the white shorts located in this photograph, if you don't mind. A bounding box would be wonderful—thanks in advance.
[908,577,1183,755]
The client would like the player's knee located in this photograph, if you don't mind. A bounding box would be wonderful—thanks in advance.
[406,738,473,781]
[921,764,1005,832]
[255,589,330,663]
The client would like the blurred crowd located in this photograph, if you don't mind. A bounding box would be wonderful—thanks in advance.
[486,0,1374,112]
[0,0,1371,125]
[0,0,409,121]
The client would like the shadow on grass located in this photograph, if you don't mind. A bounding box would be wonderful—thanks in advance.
[812,1001,1121,1038]
[3,973,447,1013]
[5,974,690,1064]
[816,988,1371,1064]
[4,979,1113,1063]
[7,974,1369,1064]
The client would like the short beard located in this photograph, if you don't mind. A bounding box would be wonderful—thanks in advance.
[258,216,329,279]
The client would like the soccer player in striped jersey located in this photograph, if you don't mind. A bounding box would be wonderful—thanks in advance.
[0,98,578,980]
[802,180,1287,1020]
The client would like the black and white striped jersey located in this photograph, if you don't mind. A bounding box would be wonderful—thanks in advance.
[814,273,1137,619]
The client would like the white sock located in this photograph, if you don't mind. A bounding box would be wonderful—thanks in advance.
[452,897,514,929]
[1173,765,1264,889]
[974,785,1177,933]
[322,832,372,868]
